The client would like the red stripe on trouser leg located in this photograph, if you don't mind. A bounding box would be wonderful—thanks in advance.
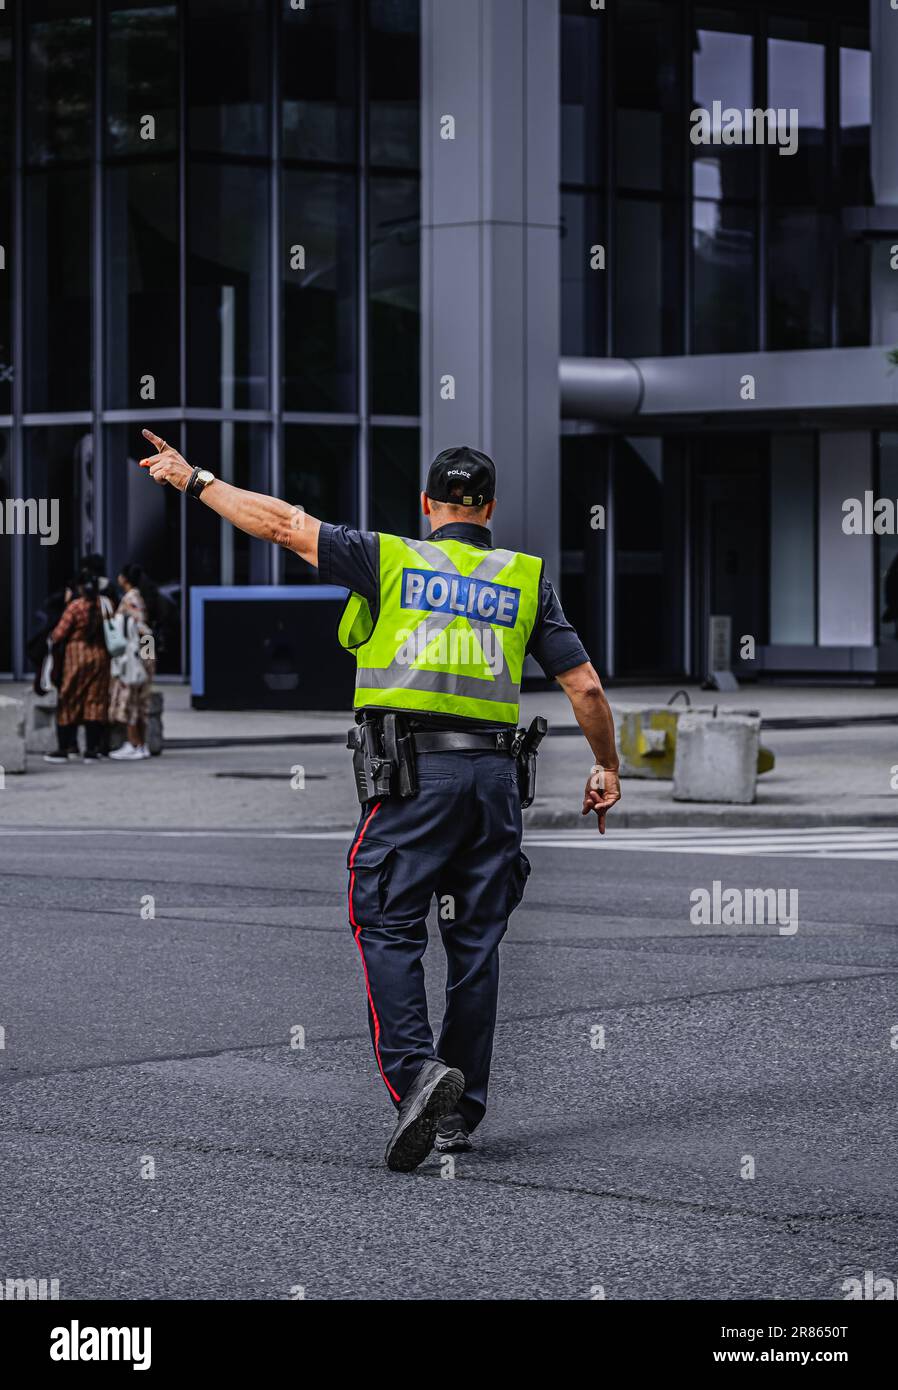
[348,802,401,1103]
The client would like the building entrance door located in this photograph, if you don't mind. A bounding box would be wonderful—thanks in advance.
[694,440,767,675]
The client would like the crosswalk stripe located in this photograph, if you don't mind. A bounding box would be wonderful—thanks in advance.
[528,822,898,856]
[1,826,896,860]
[523,826,898,861]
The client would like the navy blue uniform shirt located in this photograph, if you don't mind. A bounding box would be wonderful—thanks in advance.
[317,519,589,729]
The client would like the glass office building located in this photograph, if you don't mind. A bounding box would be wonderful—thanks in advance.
[0,0,420,676]
[560,0,897,681]
[2,0,896,685]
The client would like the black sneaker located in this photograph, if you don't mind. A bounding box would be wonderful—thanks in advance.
[384,1060,465,1173]
[435,1112,473,1154]
[43,752,70,764]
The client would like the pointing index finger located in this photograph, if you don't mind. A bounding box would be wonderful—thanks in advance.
[142,428,164,449]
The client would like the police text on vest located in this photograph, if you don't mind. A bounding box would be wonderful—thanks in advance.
[401,568,520,627]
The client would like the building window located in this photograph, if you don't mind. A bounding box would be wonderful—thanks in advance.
[281,0,357,165]
[693,199,756,353]
[561,0,604,190]
[3,0,422,678]
[372,425,419,539]
[282,424,357,585]
[25,167,92,411]
[613,197,681,356]
[187,0,270,158]
[613,436,685,677]
[838,234,871,348]
[561,432,608,670]
[614,0,682,196]
[187,162,271,411]
[692,14,756,201]
[878,434,898,647]
[839,27,872,207]
[26,1,93,166]
[106,2,178,157]
[368,0,420,171]
[768,208,831,350]
[0,170,10,416]
[282,169,357,413]
[0,428,11,673]
[769,434,815,646]
[561,190,607,358]
[369,176,419,416]
[0,5,13,418]
[104,423,182,676]
[185,422,271,593]
[105,161,181,407]
[24,424,96,657]
[767,17,827,209]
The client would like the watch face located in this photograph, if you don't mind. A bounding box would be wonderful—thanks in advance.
[198,470,214,484]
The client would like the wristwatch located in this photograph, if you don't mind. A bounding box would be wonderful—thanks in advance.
[187,467,216,500]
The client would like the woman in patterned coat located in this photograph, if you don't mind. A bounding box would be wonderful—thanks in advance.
[44,572,111,764]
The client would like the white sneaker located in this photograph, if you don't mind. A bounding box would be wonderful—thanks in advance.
[109,743,142,760]
[137,745,151,759]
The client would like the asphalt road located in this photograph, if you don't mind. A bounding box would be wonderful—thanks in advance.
[0,828,895,1300]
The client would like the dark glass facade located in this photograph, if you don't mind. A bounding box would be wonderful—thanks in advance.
[1,0,420,677]
[560,0,891,681]
[561,0,873,361]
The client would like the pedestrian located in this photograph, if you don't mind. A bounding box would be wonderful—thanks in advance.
[108,563,157,761]
[26,579,69,696]
[79,552,119,754]
[43,569,112,765]
[137,430,621,1171]
[80,551,119,608]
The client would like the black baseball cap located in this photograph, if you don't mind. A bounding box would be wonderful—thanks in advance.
[425,446,496,507]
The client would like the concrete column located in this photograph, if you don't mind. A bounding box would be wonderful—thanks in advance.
[420,0,561,578]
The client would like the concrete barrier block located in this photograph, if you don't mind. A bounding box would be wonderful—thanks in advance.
[672,712,761,804]
[25,689,59,754]
[0,696,27,775]
[614,705,679,778]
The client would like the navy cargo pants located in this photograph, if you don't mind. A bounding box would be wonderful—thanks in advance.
[347,751,531,1130]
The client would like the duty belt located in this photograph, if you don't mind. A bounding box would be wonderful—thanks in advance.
[412,729,515,754]
[347,713,548,808]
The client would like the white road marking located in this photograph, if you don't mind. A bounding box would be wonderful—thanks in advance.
[1,825,896,859]
[523,827,898,861]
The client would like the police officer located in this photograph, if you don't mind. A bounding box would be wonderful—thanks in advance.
[139,433,621,1172]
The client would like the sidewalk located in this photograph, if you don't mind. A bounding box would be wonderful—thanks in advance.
[1,681,895,830]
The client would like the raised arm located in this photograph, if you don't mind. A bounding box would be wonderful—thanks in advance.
[138,429,321,567]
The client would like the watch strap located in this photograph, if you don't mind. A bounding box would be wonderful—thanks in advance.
[187,466,214,500]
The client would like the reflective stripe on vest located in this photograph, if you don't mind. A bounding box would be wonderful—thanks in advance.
[338,533,543,725]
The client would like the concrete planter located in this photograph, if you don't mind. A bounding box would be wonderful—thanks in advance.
[0,695,27,774]
[25,689,60,755]
[673,712,761,805]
